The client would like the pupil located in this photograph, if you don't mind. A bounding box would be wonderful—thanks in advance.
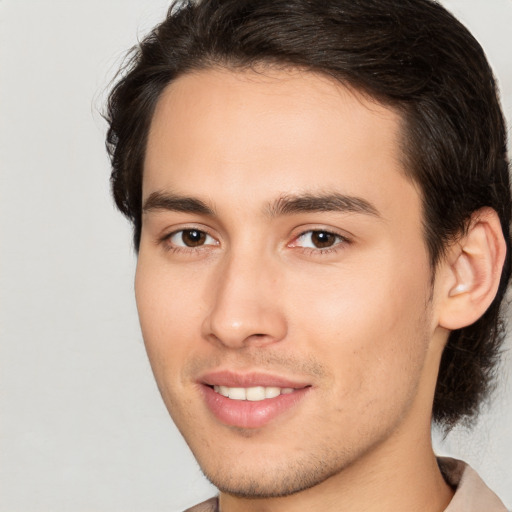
[183,230,206,247]
[312,231,335,248]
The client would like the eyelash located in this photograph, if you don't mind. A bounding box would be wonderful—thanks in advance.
[158,228,351,255]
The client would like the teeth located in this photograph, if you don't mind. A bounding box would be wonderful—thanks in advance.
[264,387,281,399]
[227,387,246,400]
[246,386,265,401]
[212,385,296,401]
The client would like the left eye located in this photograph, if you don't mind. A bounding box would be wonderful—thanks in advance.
[293,230,345,249]
[168,229,217,248]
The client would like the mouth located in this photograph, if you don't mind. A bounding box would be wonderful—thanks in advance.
[199,371,312,429]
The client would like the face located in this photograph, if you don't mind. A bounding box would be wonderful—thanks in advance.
[137,68,445,498]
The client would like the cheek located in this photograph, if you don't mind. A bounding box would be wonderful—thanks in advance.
[134,256,205,378]
[286,255,431,395]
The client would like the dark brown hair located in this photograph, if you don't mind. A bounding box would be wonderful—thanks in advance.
[105,0,511,430]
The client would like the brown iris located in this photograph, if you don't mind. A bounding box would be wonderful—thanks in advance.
[181,229,207,247]
[311,231,337,248]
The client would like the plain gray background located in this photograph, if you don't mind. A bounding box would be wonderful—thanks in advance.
[0,1,511,511]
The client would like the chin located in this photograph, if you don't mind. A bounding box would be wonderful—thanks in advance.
[195,446,350,499]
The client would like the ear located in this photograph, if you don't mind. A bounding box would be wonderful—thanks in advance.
[437,207,507,330]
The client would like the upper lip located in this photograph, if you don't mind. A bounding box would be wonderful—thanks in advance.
[199,370,311,389]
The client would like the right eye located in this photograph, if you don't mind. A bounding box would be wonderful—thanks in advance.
[167,229,217,248]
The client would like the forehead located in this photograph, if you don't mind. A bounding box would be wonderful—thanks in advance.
[144,67,418,220]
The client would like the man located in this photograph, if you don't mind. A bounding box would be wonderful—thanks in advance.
[105,0,511,510]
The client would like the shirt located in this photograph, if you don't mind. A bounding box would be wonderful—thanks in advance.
[439,457,508,512]
[184,458,508,511]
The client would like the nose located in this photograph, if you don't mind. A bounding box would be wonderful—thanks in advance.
[201,252,287,349]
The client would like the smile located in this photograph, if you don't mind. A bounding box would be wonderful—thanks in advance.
[200,372,312,429]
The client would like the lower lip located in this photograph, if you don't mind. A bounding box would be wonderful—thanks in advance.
[201,385,310,429]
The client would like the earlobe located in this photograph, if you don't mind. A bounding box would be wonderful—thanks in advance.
[438,207,506,330]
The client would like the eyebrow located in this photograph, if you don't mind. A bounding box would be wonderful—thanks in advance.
[142,191,215,216]
[142,190,380,218]
[265,193,380,218]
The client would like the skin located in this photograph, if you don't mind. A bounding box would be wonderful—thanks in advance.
[137,67,457,511]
